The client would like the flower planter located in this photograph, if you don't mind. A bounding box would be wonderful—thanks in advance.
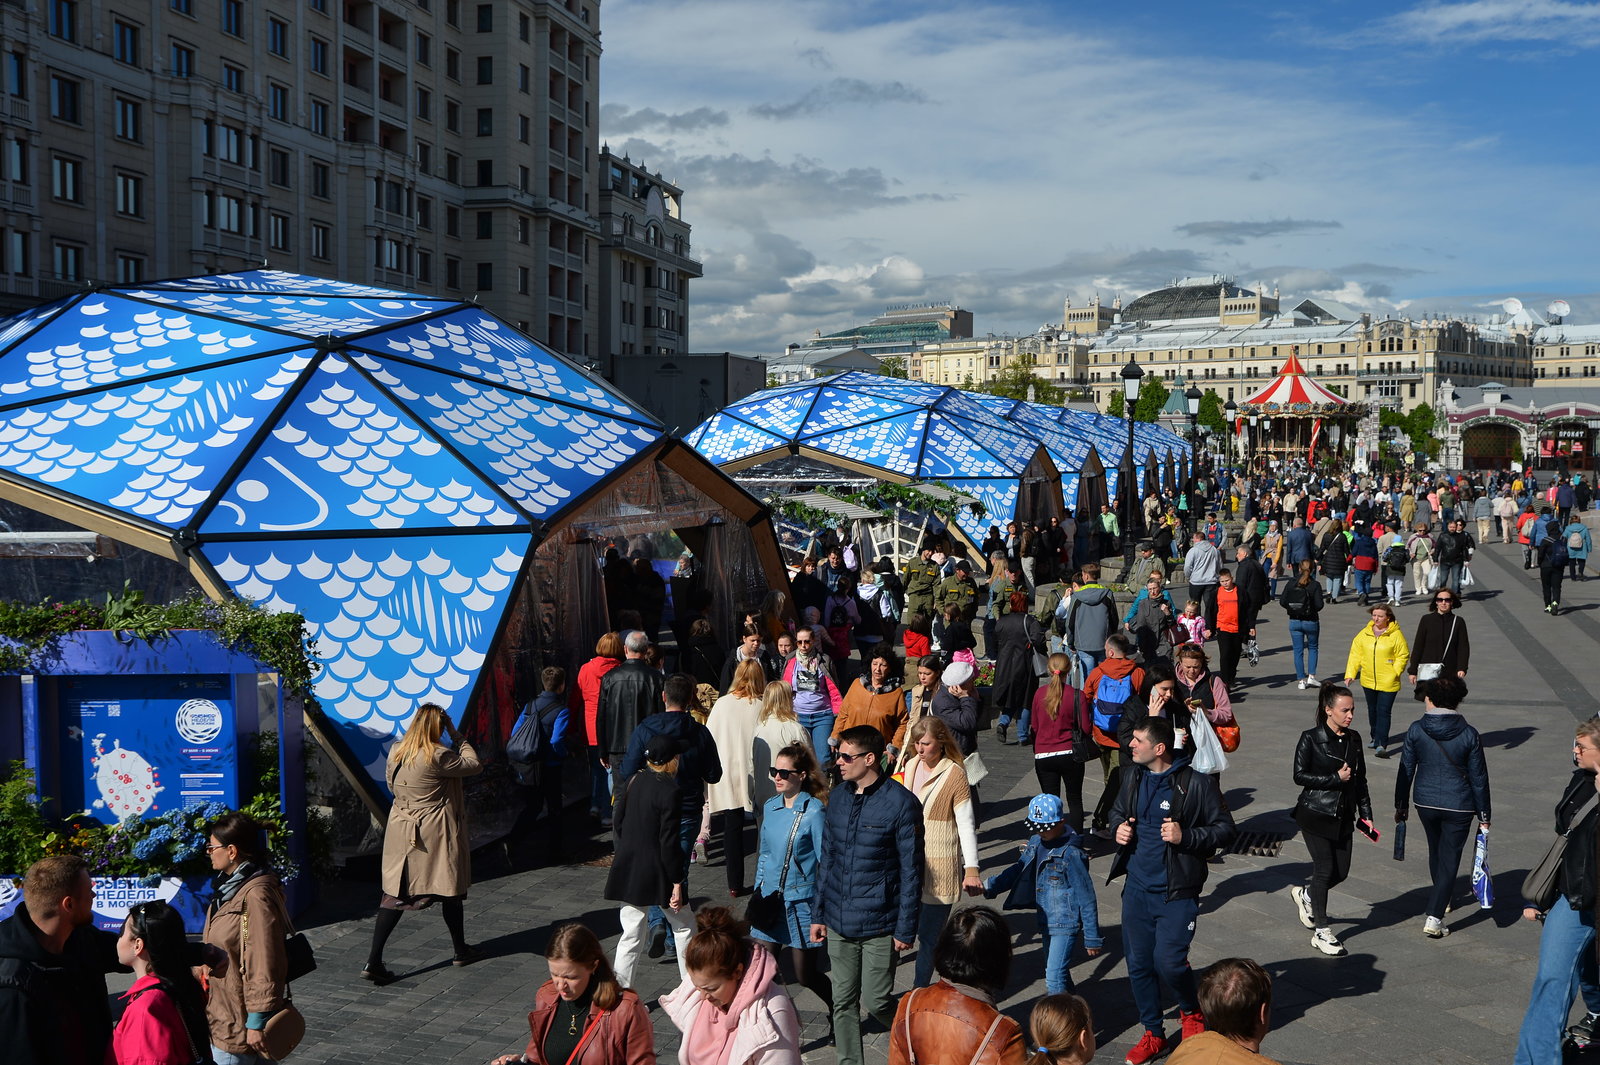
[0,873,214,934]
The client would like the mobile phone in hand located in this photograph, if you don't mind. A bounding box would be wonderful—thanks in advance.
[1357,818,1380,842]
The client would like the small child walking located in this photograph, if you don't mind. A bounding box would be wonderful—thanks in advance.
[982,794,1102,994]
[1175,600,1209,646]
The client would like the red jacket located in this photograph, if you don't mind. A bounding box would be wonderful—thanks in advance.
[109,976,195,1065]
[1083,657,1146,748]
[575,655,620,745]
[519,981,655,1065]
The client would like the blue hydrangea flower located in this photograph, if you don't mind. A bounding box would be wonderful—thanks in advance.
[139,874,162,887]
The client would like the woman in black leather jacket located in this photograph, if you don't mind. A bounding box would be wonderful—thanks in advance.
[1288,681,1371,958]
[1511,716,1600,1063]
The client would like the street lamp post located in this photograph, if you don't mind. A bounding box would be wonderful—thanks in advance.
[1262,415,1273,468]
[1328,423,1342,469]
[1119,358,1145,574]
[1224,398,1238,469]
[1185,384,1203,519]
[1247,410,1260,469]
[1531,410,1548,473]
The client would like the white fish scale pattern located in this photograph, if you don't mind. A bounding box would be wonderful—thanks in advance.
[726,392,814,437]
[0,351,311,521]
[151,271,421,298]
[368,311,642,420]
[920,418,1011,478]
[0,301,269,396]
[804,413,925,476]
[126,291,448,337]
[209,535,527,766]
[688,413,785,463]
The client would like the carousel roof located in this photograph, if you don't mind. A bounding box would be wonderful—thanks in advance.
[1241,351,1346,408]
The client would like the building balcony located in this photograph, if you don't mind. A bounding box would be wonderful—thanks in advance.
[1356,366,1425,381]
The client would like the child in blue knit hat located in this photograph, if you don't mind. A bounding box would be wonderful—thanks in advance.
[983,793,1102,994]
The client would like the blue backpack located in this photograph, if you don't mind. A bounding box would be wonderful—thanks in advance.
[1093,672,1135,734]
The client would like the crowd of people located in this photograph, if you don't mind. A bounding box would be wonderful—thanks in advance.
[7,465,1598,1065]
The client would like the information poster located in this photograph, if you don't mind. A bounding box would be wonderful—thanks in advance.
[58,674,238,825]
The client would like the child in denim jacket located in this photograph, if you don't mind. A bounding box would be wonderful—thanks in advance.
[983,794,1102,994]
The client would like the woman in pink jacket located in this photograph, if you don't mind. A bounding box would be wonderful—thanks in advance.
[661,908,801,1065]
[110,900,209,1065]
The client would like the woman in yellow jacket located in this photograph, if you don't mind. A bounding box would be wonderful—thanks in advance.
[1343,603,1410,760]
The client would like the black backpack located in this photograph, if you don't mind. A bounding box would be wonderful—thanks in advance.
[1280,581,1313,619]
[829,602,850,628]
[1382,543,1410,570]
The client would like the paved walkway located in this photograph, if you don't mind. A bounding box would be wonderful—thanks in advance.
[255,537,1600,1065]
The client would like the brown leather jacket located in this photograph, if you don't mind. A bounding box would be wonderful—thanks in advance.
[888,981,1026,1065]
[201,869,289,1054]
[520,981,656,1065]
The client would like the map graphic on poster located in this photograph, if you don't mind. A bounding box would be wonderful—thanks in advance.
[60,674,238,825]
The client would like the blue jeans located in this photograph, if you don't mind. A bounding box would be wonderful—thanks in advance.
[798,709,835,767]
[1514,896,1600,1064]
[914,902,951,987]
[1042,926,1080,994]
[1288,619,1319,680]
[1122,888,1200,1034]
[1073,649,1105,683]
[997,707,1032,741]
[1352,568,1373,597]
[1365,687,1398,749]
[649,813,699,936]
[1323,574,1343,599]
[211,1050,260,1065]
[1437,562,1464,594]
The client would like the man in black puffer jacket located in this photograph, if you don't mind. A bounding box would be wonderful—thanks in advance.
[811,725,922,1065]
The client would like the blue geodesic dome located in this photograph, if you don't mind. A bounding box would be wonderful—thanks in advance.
[0,270,668,789]
[965,395,1100,510]
[685,371,1063,549]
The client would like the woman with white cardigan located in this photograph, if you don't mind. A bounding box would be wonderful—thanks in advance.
[706,659,766,897]
[898,715,982,987]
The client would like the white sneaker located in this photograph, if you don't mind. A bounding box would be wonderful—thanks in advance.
[1289,885,1316,929]
[1311,927,1347,956]
[1423,916,1449,938]
[1297,678,1308,690]
[1306,674,1317,686]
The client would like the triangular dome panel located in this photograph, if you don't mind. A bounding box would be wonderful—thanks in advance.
[921,418,1014,478]
[685,411,790,464]
[201,354,520,536]
[0,349,313,523]
[124,288,455,338]
[799,386,924,436]
[802,411,927,477]
[143,271,430,298]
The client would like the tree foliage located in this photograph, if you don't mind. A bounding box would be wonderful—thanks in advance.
[1197,390,1227,433]
[1132,375,1171,423]
[1382,402,1438,458]
[972,356,1065,404]
[878,356,909,379]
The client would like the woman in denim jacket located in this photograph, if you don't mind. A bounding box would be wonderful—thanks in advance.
[749,743,831,1011]
[1394,675,1490,939]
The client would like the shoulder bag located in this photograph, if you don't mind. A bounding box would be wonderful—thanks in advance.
[745,798,805,929]
[901,987,1005,1065]
[1415,615,1458,683]
[1523,791,1600,912]
[242,905,307,1060]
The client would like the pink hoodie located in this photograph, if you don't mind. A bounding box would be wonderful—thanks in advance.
[662,945,801,1065]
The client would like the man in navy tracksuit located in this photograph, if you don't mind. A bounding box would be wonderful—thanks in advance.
[1109,716,1236,1065]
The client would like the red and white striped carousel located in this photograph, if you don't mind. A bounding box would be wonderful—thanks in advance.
[1234,348,1364,467]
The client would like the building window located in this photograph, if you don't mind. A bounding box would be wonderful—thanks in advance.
[416,250,431,283]
[445,100,459,131]
[310,99,329,135]
[476,159,492,185]
[445,48,459,81]
[3,138,27,184]
[476,3,492,30]
[519,64,529,92]
[310,222,329,259]
[115,172,142,215]
[116,255,144,283]
[269,84,289,120]
[516,215,529,243]
[268,148,291,186]
[4,231,30,276]
[50,75,81,122]
[518,12,529,39]
[445,257,459,288]
[171,44,195,77]
[415,140,431,170]
[221,0,243,36]
[445,153,459,184]
[268,18,289,56]
[53,243,83,281]
[115,97,142,141]
[476,210,492,238]
[311,159,330,197]
[113,21,141,64]
[446,0,459,26]
[222,64,243,91]
[269,213,291,251]
[475,262,492,290]
[445,206,460,237]
[476,56,493,84]
[476,108,492,135]
[415,32,431,65]
[4,52,24,98]
[170,0,191,13]
[50,0,78,42]
[415,87,430,119]
[310,38,329,74]
[518,266,529,294]
[51,156,81,202]
[416,196,431,229]
[518,115,529,142]
[310,0,327,11]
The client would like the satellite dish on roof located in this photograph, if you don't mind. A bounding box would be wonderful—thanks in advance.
[1502,297,1524,316]
[1549,299,1571,321]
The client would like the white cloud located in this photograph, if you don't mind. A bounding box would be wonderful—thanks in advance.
[1376,0,1600,47]
[601,0,1600,354]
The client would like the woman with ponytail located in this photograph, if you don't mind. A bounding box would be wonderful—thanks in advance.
[1287,681,1372,958]
[1028,652,1093,834]
[661,907,801,1065]
[112,900,211,1065]
[1027,993,1096,1065]
[492,923,654,1065]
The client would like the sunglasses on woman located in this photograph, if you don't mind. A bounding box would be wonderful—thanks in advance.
[767,767,802,780]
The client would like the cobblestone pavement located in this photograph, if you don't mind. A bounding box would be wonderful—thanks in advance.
[236,538,1600,1065]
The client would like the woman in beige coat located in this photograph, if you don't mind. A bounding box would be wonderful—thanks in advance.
[201,811,290,1065]
[705,659,766,897]
[898,716,981,988]
[363,702,482,984]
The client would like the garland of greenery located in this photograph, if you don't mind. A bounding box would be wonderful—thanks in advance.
[0,585,335,881]
[767,482,982,533]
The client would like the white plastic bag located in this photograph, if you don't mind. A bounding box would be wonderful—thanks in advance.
[1189,709,1230,775]
[1462,564,1476,588]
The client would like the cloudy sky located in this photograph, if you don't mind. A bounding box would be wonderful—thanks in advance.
[599,0,1600,355]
